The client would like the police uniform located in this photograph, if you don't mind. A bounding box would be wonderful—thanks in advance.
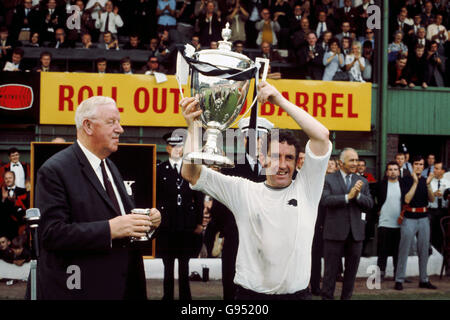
[156,133,203,300]
[218,117,273,300]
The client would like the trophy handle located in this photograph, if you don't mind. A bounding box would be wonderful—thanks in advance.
[255,57,270,82]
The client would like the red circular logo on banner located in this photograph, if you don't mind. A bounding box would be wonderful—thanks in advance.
[0,84,34,110]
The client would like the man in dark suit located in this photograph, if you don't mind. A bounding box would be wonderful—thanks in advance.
[321,147,373,300]
[297,32,325,80]
[335,0,359,30]
[29,95,161,300]
[32,51,60,72]
[220,116,273,300]
[313,10,335,39]
[39,0,66,42]
[156,131,203,300]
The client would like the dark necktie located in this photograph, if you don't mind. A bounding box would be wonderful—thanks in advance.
[100,160,121,215]
[13,163,19,167]
[174,163,179,174]
[253,162,259,177]
[437,180,442,208]
[105,13,110,32]
[346,174,351,192]
[319,23,323,36]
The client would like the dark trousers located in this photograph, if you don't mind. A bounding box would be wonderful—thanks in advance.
[429,208,447,253]
[376,226,401,276]
[322,232,363,300]
[162,257,191,300]
[221,223,239,300]
[310,226,324,294]
[235,285,312,300]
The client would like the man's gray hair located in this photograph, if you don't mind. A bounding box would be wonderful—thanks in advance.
[339,147,357,163]
[75,96,116,129]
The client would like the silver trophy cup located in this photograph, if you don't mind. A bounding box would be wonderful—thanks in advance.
[183,23,267,167]
[130,208,151,241]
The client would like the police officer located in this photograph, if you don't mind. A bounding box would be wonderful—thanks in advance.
[219,116,274,300]
[156,131,203,300]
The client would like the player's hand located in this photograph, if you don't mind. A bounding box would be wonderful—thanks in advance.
[412,171,419,184]
[426,172,434,185]
[257,81,283,105]
[180,97,202,127]
[109,214,152,239]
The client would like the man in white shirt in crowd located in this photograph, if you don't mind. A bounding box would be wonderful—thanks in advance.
[2,148,29,189]
[180,81,331,300]
[95,0,123,40]
[428,161,449,253]
[376,161,402,281]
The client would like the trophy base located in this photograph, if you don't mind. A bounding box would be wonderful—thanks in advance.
[184,152,235,168]
[131,236,150,242]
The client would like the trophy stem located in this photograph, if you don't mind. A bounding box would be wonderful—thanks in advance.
[203,128,220,154]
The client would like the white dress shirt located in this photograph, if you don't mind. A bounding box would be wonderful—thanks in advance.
[95,11,124,34]
[77,140,126,215]
[426,24,449,44]
[169,158,182,174]
[10,162,25,188]
[429,177,449,208]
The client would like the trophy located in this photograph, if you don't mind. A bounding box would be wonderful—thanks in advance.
[130,208,151,241]
[182,23,269,168]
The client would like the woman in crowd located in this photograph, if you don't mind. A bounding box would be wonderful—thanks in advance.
[388,30,408,62]
[322,38,345,81]
[345,41,365,82]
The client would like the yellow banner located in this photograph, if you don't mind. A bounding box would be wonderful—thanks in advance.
[40,72,372,131]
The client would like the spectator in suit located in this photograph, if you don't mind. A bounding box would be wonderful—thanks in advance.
[362,40,374,82]
[314,10,335,39]
[0,27,14,63]
[335,0,358,30]
[32,51,59,72]
[319,31,333,52]
[392,10,413,39]
[233,40,245,53]
[270,0,293,49]
[288,4,304,34]
[407,44,428,88]
[255,7,280,47]
[321,148,374,300]
[80,33,97,49]
[409,27,430,52]
[421,1,435,27]
[425,40,446,87]
[95,0,124,40]
[198,0,223,47]
[48,28,75,48]
[156,132,204,300]
[291,17,311,52]
[358,28,375,49]
[388,53,409,87]
[396,152,412,179]
[148,37,160,55]
[375,161,402,281]
[257,41,284,62]
[341,36,352,58]
[410,14,425,37]
[2,47,25,71]
[422,154,436,178]
[335,21,356,46]
[123,34,145,50]
[356,0,372,36]
[100,31,119,50]
[11,0,40,41]
[298,32,325,80]
[176,0,196,43]
[40,0,65,42]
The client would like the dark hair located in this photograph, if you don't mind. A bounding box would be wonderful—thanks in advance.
[13,47,24,57]
[120,56,131,64]
[395,152,405,158]
[96,57,107,64]
[329,38,340,47]
[265,129,301,162]
[11,235,25,249]
[412,155,424,163]
[386,160,399,171]
[40,51,52,59]
[8,147,19,155]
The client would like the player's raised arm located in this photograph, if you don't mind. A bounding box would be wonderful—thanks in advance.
[180,97,203,185]
[257,81,330,156]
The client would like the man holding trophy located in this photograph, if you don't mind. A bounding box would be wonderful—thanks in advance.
[179,79,331,299]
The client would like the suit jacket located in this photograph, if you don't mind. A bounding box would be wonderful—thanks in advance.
[321,171,374,241]
[31,142,147,300]
[335,7,359,27]
[297,44,325,80]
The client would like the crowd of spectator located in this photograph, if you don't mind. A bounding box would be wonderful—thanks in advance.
[0,0,447,85]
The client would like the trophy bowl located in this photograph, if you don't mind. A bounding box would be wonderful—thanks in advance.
[130,208,151,242]
[185,49,255,167]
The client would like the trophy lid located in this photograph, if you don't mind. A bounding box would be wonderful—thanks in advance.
[218,22,232,51]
